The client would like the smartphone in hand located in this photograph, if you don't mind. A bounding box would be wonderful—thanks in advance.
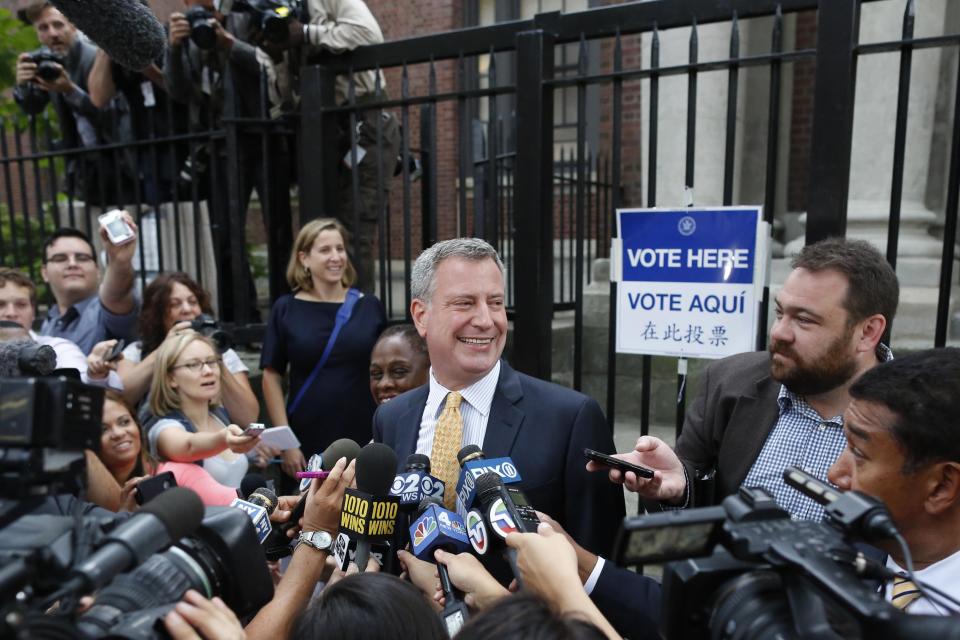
[243,423,266,437]
[584,447,655,479]
[98,209,135,245]
[105,339,126,362]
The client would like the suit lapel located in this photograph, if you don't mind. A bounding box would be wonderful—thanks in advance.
[393,386,429,464]
[718,371,781,489]
[481,361,525,457]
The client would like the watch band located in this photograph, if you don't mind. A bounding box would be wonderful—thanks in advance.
[297,530,333,552]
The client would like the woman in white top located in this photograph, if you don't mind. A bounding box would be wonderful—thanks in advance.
[117,272,259,427]
[146,330,260,488]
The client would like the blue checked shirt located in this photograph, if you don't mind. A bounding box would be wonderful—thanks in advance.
[741,345,893,521]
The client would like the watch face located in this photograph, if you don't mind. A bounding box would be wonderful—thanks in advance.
[304,530,332,549]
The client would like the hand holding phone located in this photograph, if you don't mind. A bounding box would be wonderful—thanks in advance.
[243,423,266,437]
[105,339,126,362]
[98,209,135,245]
[584,448,655,479]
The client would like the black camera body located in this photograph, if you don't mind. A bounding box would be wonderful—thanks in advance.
[27,49,65,82]
[190,313,232,353]
[0,507,273,639]
[184,5,218,50]
[232,0,300,43]
[614,484,960,639]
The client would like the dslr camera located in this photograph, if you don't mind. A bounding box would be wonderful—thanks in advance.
[613,467,960,639]
[184,5,218,50]
[191,313,232,353]
[27,49,66,82]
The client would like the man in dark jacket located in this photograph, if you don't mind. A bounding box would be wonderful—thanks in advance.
[14,2,137,207]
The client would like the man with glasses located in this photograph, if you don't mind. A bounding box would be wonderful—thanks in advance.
[39,219,139,354]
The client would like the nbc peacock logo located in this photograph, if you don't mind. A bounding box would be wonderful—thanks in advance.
[413,516,437,546]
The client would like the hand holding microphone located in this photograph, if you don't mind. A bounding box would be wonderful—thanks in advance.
[304,455,356,535]
[433,549,509,611]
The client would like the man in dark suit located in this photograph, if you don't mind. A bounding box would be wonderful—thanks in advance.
[373,238,625,557]
[595,238,899,522]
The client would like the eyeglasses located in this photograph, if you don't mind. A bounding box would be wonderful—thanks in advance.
[46,252,95,265]
[171,357,221,373]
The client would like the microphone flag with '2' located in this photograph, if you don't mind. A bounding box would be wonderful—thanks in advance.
[387,453,445,574]
[455,445,522,510]
[335,442,399,572]
[409,496,471,636]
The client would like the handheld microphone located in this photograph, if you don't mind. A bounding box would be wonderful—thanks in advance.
[240,472,270,499]
[409,496,471,635]
[51,0,167,71]
[475,472,541,587]
[68,487,203,593]
[336,443,399,573]
[284,438,363,535]
[385,453,444,574]
[230,486,277,544]
[0,340,57,377]
[455,446,523,509]
[783,467,900,541]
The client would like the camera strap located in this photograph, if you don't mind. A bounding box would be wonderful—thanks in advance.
[287,288,362,415]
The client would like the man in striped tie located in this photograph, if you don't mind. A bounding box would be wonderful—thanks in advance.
[828,348,960,616]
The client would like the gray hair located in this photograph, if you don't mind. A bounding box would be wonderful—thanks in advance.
[411,238,504,302]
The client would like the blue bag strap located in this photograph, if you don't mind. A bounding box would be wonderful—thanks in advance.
[287,288,362,416]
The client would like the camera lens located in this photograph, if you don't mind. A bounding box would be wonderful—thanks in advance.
[36,61,61,82]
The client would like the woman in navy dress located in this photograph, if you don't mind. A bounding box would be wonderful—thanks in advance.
[261,218,386,479]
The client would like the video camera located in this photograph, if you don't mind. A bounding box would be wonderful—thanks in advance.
[0,339,273,638]
[613,467,960,639]
[1,504,273,638]
[26,49,65,82]
[191,313,232,353]
[227,0,301,43]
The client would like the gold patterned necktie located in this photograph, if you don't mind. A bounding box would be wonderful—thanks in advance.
[431,391,464,510]
[891,576,922,611]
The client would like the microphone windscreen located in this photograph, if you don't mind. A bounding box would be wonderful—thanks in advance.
[240,473,267,498]
[457,444,484,467]
[321,438,363,471]
[474,471,504,502]
[250,487,278,515]
[416,496,442,516]
[51,0,166,71]
[355,442,398,494]
[405,453,431,473]
[139,487,204,541]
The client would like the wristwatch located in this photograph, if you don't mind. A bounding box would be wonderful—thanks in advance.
[298,530,333,552]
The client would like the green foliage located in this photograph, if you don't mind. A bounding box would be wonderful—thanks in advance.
[0,8,39,119]
[0,202,56,300]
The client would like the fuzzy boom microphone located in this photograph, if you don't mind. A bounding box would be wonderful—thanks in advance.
[52,0,166,71]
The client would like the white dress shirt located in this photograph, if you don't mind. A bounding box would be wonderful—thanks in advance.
[31,331,122,391]
[415,361,501,463]
[885,548,960,615]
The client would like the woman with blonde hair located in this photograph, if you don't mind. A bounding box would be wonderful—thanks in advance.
[85,389,246,510]
[261,218,385,481]
[146,330,260,488]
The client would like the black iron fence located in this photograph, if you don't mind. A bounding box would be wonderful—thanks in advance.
[2,0,958,433]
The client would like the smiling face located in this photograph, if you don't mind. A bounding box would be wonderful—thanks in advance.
[299,229,348,289]
[41,236,99,304]
[369,334,430,405]
[33,6,76,55]
[768,267,861,396]
[164,281,203,331]
[99,397,142,474]
[168,339,221,404]
[411,257,506,391]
